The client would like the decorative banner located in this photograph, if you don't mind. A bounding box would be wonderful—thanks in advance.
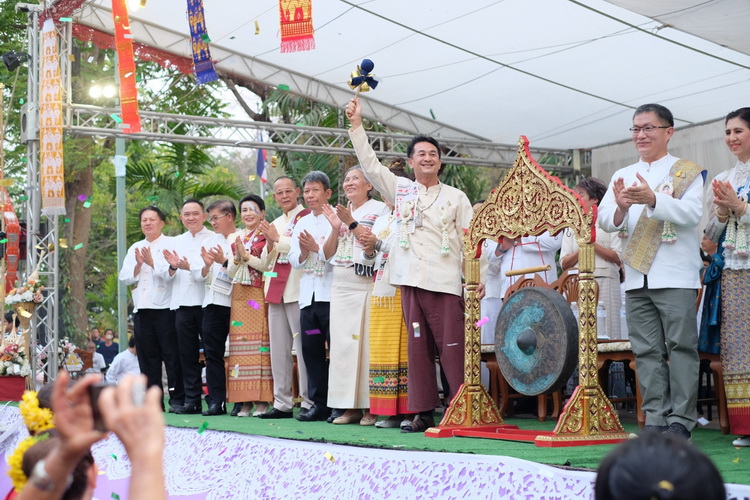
[39,19,66,216]
[187,0,219,84]
[111,0,142,133]
[279,0,315,53]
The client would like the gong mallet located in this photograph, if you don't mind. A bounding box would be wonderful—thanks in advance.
[505,265,551,277]
[348,58,378,98]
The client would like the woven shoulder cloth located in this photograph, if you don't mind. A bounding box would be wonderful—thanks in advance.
[622,159,705,274]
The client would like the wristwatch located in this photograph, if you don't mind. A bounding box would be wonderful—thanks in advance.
[29,459,72,492]
[169,265,178,271]
[348,221,358,230]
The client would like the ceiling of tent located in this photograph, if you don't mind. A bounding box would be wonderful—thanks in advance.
[67,0,750,150]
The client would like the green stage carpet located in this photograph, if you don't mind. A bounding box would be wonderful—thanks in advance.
[165,407,750,486]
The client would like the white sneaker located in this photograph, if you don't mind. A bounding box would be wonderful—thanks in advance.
[732,435,750,447]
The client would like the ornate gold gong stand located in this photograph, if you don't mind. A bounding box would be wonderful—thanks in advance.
[425,137,630,446]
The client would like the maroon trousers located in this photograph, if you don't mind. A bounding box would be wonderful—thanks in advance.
[401,285,465,413]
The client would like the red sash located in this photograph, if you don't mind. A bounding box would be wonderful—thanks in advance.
[266,209,311,304]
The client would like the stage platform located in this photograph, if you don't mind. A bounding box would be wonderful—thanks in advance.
[0,405,748,499]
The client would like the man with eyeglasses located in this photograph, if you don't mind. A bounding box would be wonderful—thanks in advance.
[256,176,315,419]
[162,199,213,415]
[197,200,238,416]
[599,103,706,441]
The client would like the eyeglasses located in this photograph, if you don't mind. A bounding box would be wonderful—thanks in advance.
[629,125,671,135]
[208,213,229,223]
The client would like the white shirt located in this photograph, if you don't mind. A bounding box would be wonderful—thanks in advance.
[350,125,474,296]
[598,153,704,291]
[85,352,106,374]
[105,349,141,384]
[287,212,334,308]
[560,224,623,279]
[492,233,562,297]
[200,232,233,308]
[118,234,174,312]
[163,227,214,310]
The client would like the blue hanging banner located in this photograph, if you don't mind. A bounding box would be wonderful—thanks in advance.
[187,0,218,85]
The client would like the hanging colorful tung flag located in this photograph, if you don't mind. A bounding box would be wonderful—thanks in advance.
[256,149,268,184]
[187,0,219,84]
[111,0,142,133]
[39,19,66,216]
[279,0,315,53]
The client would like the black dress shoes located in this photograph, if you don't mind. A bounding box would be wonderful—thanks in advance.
[296,404,331,422]
[298,407,310,418]
[258,408,293,419]
[230,402,242,417]
[202,402,227,416]
[174,402,203,415]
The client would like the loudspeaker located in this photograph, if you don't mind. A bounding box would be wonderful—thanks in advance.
[20,101,38,144]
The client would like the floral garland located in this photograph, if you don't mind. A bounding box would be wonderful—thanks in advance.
[439,205,450,256]
[399,201,414,249]
[8,391,56,492]
[20,391,55,435]
[333,226,354,264]
[724,215,749,257]
[8,434,47,492]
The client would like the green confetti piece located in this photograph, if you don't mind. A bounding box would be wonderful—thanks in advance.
[83,200,92,208]
[229,36,236,40]
[231,320,243,327]
[0,239,7,244]
[112,493,120,500]
[373,377,385,384]
[111,453,117,460]
[259,347,270,352]
[263,272,277,278]
[277,84,290,91]
[21,157,27,163]
[136,74,142,83]
[429,108,436,120]
[146,195,158,202]
[201,33,211,42]
[19,98,24,104]
[110,113,123,123]
[19,195,28,201]
[174,171,180,178]
[198,421,209,434]
[74,243,84,250]
[63,218,70,222]
[59,17,73,22]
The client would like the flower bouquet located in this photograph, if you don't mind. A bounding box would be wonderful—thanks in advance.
[0,344,31,377]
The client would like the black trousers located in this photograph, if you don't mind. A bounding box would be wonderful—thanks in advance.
[133,308,184,407]
[299,297,330,407]
[202,304,231,405]
[175,305,204,404]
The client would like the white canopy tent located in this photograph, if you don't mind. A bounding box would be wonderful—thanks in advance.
[54,0,750,155]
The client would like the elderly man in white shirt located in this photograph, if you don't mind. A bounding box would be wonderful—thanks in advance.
[598,103,705,441]
[197,200,237,416]
[118,206,183,412]
[105,336,141,384]
[162,199,214,415]
[287,171,335,423]
[258,177,314,419]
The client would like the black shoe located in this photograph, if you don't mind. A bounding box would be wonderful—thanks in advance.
[230,402,242,417]
[202,402,227,416]
[259,408,293,419]
[168,403,184,413]
[326,408,344,424]
[298,407,310,418]
[663,422,691,440]
[296,404,331,422]
[174,402,202,415]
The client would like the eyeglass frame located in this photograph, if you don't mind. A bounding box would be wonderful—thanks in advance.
[629,125,672,135]
[208,213,230,223]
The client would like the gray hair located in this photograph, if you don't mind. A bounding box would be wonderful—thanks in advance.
[302,170,331,191]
